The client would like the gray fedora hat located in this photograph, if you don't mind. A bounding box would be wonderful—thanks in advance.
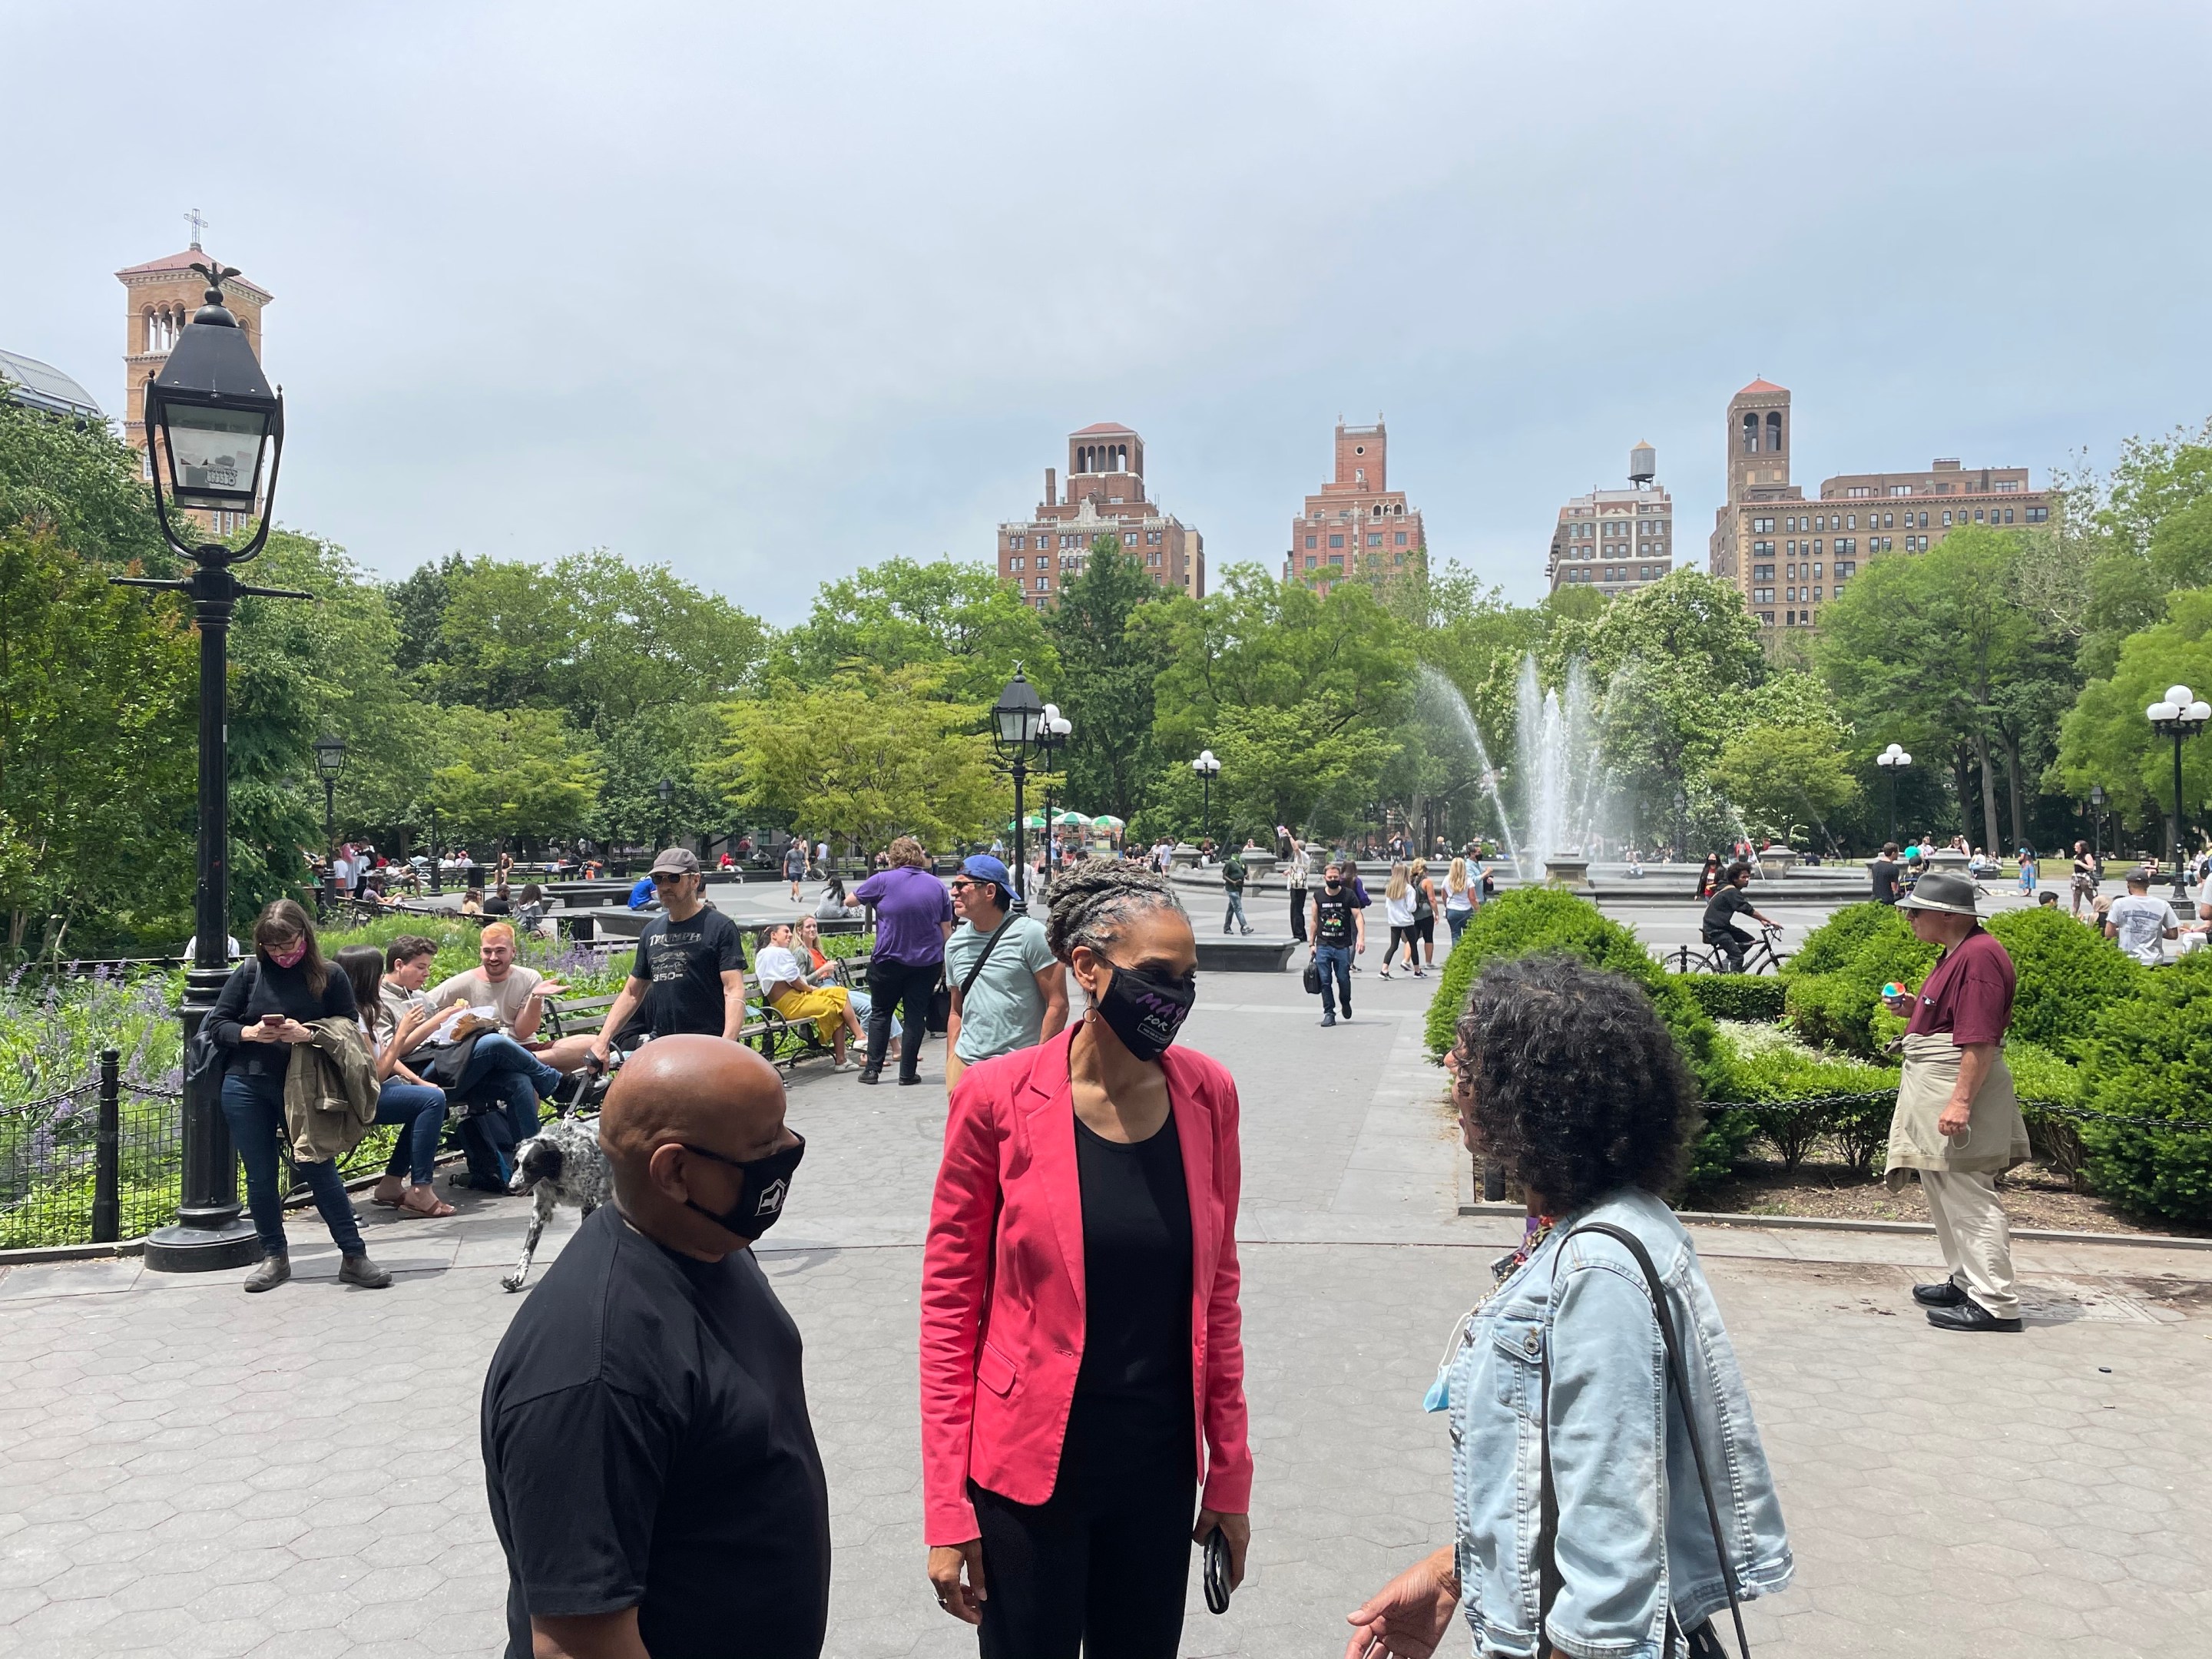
[1897,870,1979,916]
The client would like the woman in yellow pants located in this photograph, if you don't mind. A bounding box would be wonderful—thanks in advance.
[753,922,866,1071]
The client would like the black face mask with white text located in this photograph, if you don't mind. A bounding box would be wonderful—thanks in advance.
[1094,960,1196,1063]
[681,1132,806,1240]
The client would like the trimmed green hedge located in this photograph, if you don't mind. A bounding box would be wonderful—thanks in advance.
[2075,951,2212,1222]
[1427,889,1741,1187]
[1984,906,2149,1061]
[1780,902,1936,1057]
[1680,975,1786,1023]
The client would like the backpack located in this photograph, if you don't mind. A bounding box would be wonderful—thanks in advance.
[184,959,257,1102]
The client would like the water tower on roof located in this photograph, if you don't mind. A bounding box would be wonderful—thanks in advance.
[1629,439,1657,486]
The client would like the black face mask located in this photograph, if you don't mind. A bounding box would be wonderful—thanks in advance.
[680,1132,806,1240]
[1324,879,1343,892]
[1094,960,1196,1063]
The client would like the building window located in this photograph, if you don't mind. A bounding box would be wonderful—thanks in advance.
[1009,535,1025,549]
[1305,535,1317,548]
[1813,585,1823,601]
[1367,534,1383,547]
[1942,511,1952,525]
[1975,508,1985,522]
[1848,486,1871,498]
[1753,540,1774,557]
[1011,556,1025,571]
[1035,575,1049,591]
[1889,485,1912,496]
[1395,531,1408,545]
[1753,588,1774,604]
[1996,479,2020,492]
[1329,534,1344,548]
[2003,507,2014,523]
[1767,411,1783,453]
[2026,505,2048,523]
[1306,555,1316,568]
[1837,561,1857,578]
[1753,564,1774,581]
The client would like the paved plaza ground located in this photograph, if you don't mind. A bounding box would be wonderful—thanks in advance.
[4,950,2210,1657]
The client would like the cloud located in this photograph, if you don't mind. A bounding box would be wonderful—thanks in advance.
[9,1,2210,617]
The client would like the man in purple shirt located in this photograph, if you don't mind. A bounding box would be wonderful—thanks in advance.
[851,836,955,1085]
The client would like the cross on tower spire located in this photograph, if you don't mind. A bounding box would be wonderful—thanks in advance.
[184,207,208,251]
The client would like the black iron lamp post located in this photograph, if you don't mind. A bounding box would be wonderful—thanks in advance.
[1875,743,1911,846]
[657,777,674,853]
[2089,783,2106,864]
[1036,704,1072,891]
[313,735,346,902]
[992,668,1045,899]
[113,260,306,1273]
[1191,748,1220,848]
[2147,684,2210,902]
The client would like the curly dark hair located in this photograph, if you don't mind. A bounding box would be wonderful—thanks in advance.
[1451,954,1696,1215]
[1044,863,1185,962]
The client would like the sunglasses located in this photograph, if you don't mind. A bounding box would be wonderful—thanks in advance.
[650,870,690,885]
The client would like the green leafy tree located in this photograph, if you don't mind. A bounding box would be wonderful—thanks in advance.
[1816,528,2041,852]
[712,667,1007,853]
[772,556,1058,705]
[1044,538,1168,822]
[0,398,171,575]
[0,524,196,953]
[2055,588,2212,858]
[432,551,766,733]
[387,551,464,675]
[590,709,729,851]
[422,705,603,852]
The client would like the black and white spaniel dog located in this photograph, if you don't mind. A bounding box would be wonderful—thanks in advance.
[503,1114,613,1292]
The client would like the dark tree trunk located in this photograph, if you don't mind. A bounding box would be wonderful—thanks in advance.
[1973,729,2002,854]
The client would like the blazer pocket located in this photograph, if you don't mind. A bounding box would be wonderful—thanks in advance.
[976,1340,1018,1397]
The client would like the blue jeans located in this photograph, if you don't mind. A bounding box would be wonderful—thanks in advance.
[1314,945,1353,1016]
[452,1033,560,1147]
[220,1067,364,1257]
[1446,908,1472,950]
[1224,891,1249,932]
[375,1078,447,1186]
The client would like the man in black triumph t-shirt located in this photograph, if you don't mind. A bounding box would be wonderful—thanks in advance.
[481,1037,826,1659]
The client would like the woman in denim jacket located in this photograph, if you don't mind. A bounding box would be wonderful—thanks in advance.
[1346,956,1793,1659]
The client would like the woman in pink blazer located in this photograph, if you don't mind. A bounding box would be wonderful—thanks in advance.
[921,863,1252,1657]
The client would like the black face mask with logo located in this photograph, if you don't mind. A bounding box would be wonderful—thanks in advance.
[1094,960,1197,1063]
[681,1132,806,1240]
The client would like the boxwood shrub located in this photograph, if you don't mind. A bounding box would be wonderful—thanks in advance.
[1984,906,2148,1060]
[1780,904,1937,1057]
[1427,888,1744,1189]
[1680,975,1786,1023]
[2072,951,2212,1224]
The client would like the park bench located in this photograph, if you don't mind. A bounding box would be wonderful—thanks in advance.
[538,963,873,1073]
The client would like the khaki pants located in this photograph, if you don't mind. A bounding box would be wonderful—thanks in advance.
[1920,1168,2018,1320]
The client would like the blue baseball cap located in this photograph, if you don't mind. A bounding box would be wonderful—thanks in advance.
[961,854,1013,891]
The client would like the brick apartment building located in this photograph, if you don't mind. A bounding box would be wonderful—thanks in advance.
[1283,419,1425,593]
[996,423,1204,608]
[1707,378,2051,631]
[1545,441,1674,596]
[117,233,274,538]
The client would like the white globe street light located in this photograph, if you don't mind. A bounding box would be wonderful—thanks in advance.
[1191,749,1221,846]
[1874,743,1912,844]
[2147,685,2210,899]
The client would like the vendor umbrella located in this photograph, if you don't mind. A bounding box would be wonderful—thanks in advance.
[1053,810,1090,827]
[1091,814,1126,829]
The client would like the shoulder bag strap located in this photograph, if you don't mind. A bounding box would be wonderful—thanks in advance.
[1538,1221,1750,1659]
[958,914,1016,1000]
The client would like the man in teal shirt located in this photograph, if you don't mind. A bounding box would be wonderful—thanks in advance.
[942,856,1067,1088]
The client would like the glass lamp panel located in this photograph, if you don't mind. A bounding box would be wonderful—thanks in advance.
[161,402,269,509]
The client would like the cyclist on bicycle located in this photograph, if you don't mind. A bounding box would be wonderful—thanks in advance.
[1700,861,1781,973]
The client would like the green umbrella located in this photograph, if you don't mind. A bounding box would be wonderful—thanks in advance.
[1053,810,1089,827]
[1008,813,1045,830]
[1091,814,1125,829]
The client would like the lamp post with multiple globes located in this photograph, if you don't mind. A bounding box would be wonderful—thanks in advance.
[1035,704,1072,890]
[992,669,1045,900]
[1191,749,1221,849]
[2146,684,2210,902]
[1875,743,1912,846]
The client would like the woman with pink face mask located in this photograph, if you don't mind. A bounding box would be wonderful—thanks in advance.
[208,899,394,1293]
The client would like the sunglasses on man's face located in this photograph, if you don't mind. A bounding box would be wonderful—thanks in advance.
[651,871,689,886]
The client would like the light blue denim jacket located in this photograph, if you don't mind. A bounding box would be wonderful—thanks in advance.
[1432,1189,1792,1658]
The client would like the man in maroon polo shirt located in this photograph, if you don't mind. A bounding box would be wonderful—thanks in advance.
[1881,871,2032,1333]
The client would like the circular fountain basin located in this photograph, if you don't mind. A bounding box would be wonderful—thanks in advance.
[1543,859,1591,889]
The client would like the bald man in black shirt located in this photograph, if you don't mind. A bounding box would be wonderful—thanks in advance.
[481,1038,826,1659]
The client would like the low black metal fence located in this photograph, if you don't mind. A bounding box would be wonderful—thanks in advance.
[0,1051,183,1249]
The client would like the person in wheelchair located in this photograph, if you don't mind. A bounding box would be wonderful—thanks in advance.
[1700,862,1780,973]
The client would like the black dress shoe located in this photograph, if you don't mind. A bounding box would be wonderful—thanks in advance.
[857,1069,881,1085]
[897,1075,923,1086]
[1913,1280,1968,1307]
[1926,1300,2022,1333]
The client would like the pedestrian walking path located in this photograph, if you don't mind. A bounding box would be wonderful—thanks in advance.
[2,962,2207,1657]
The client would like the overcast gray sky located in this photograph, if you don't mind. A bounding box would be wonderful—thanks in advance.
[10,2,2210,619]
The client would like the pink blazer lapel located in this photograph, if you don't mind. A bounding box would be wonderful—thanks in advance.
[1167,1053,1217,1291]
[1020,1029,1086,1312]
